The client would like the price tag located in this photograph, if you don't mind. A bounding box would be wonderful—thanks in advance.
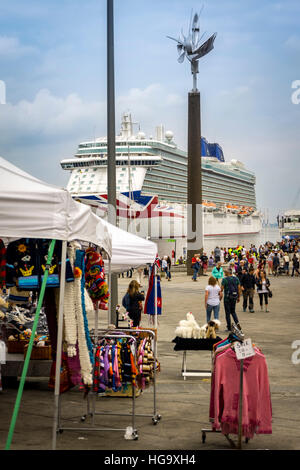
[234,338,255,360]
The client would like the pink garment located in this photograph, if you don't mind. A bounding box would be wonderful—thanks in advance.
[209,347,272,439]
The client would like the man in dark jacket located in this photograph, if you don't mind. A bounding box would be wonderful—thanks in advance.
[272,252,280,276]
[240,266,256,312]
[221,268,242,332]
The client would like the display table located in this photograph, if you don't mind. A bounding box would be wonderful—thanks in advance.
[172,336,223,380]
[1,353,52,378]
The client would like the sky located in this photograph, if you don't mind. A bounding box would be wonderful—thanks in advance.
[0,0,300,222]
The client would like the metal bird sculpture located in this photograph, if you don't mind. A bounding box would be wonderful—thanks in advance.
[167,10,217,91]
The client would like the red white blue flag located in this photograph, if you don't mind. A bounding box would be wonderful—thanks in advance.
[144,260,162,316]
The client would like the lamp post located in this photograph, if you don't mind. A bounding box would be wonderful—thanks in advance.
[107,0,118,324]
[167,12,216,276]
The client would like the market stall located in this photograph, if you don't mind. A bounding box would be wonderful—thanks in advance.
[0,156,112,450]
[0,156,160,449]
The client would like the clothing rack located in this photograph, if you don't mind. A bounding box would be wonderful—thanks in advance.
[55,333,139,441]
[85,326,161,425]
[201,324,249,450]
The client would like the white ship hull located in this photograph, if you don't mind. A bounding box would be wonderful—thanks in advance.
[76,193,262,244]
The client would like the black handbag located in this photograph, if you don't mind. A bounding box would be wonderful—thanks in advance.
[268,289,273,298]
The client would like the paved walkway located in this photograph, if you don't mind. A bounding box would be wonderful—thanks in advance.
[1,271,300,450]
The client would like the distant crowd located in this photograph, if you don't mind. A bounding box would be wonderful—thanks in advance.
[192,236,300,332]
[190,236,300,280]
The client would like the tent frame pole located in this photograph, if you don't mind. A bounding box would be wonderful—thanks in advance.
[5,239,56,451]
[52,240,67,450]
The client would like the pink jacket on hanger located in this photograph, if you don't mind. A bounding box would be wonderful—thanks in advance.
[209,347,272,439]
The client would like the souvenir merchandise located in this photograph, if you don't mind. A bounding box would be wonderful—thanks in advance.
[53,241,95,386]
[0,239,6,289]
[144,258,162,322]
[85,247,109,310]
[208,334,272,440]
[173,313,221,340]
[93,334,159,395]
[5,239,74,290]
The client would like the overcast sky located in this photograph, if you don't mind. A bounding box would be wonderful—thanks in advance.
[0,0,300,222]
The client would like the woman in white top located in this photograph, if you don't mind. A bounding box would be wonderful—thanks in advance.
[205,276,223,323]
[255,270,271,312]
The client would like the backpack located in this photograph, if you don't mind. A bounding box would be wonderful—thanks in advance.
[226,276,239,300]
[122,292,131,311]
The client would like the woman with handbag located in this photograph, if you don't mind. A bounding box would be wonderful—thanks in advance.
[255,270,271,313]
[126,280,145,327]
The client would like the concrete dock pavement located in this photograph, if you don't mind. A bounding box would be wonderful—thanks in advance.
[0,271,300,450]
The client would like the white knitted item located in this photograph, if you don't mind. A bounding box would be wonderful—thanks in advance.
[54,243,77,357]
[55,241,93,384]
[74,274,93,385]
[72,243,93,385]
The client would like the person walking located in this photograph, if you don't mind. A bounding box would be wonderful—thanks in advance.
[240,266,256,312]
[191,254,200,282]
[200,252,208,276]
[255,270,271,313]
[214,246,221,264]
[283,253,290,276]
[267,252,273,276]
[162,256,171,281]
[126,280,145,327]
[221,268,242,332]
[212,261,224,284]
[291,254,300,277]
[205,276,223,323]
[272,252,280,276]
[167,256,172,280]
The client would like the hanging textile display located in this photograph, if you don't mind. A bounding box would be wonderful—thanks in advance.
[5,239,74,290]
[93,334,158,395]
[144,259,162,321]
[85,247,109,310]
[209,335,272,440]
[54,241,94,386]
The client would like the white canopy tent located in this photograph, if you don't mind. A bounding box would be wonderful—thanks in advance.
[1,156,159,450]
[0,155,113,451]
[0,156,112,256]
[100,218,157,273]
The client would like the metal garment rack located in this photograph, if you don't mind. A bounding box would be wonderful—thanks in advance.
[201,326,249,450]
[84,327,161,425]
[55,333,139,441]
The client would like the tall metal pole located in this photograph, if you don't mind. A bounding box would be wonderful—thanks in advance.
[187,89,203,276]
[107,0,118,324]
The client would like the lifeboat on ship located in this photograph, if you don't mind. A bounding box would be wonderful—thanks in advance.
[203,200,217,212]
[226,203,240,214]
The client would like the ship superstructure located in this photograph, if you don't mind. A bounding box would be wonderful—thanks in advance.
[61,112,261,244]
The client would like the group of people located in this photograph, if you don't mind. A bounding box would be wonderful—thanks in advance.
[204,263,272,332]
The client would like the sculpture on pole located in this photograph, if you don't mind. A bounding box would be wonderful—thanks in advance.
[167,11,217,91]
[167,11,217,275]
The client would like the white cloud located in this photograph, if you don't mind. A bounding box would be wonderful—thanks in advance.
[285,34,300,50]
[0,36,37,57]
[0,84,187,185]
[219,85,250,98]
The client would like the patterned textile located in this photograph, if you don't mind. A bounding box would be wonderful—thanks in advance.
[85,247,109,309]
[0,239,6,288]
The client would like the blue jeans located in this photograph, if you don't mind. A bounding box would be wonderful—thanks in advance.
[163,267,171,279]
[224,298,239,331]
[192,267,199,280]
[206,303,220,323]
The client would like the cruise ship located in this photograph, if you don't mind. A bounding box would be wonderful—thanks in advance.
[61,113,262,254]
